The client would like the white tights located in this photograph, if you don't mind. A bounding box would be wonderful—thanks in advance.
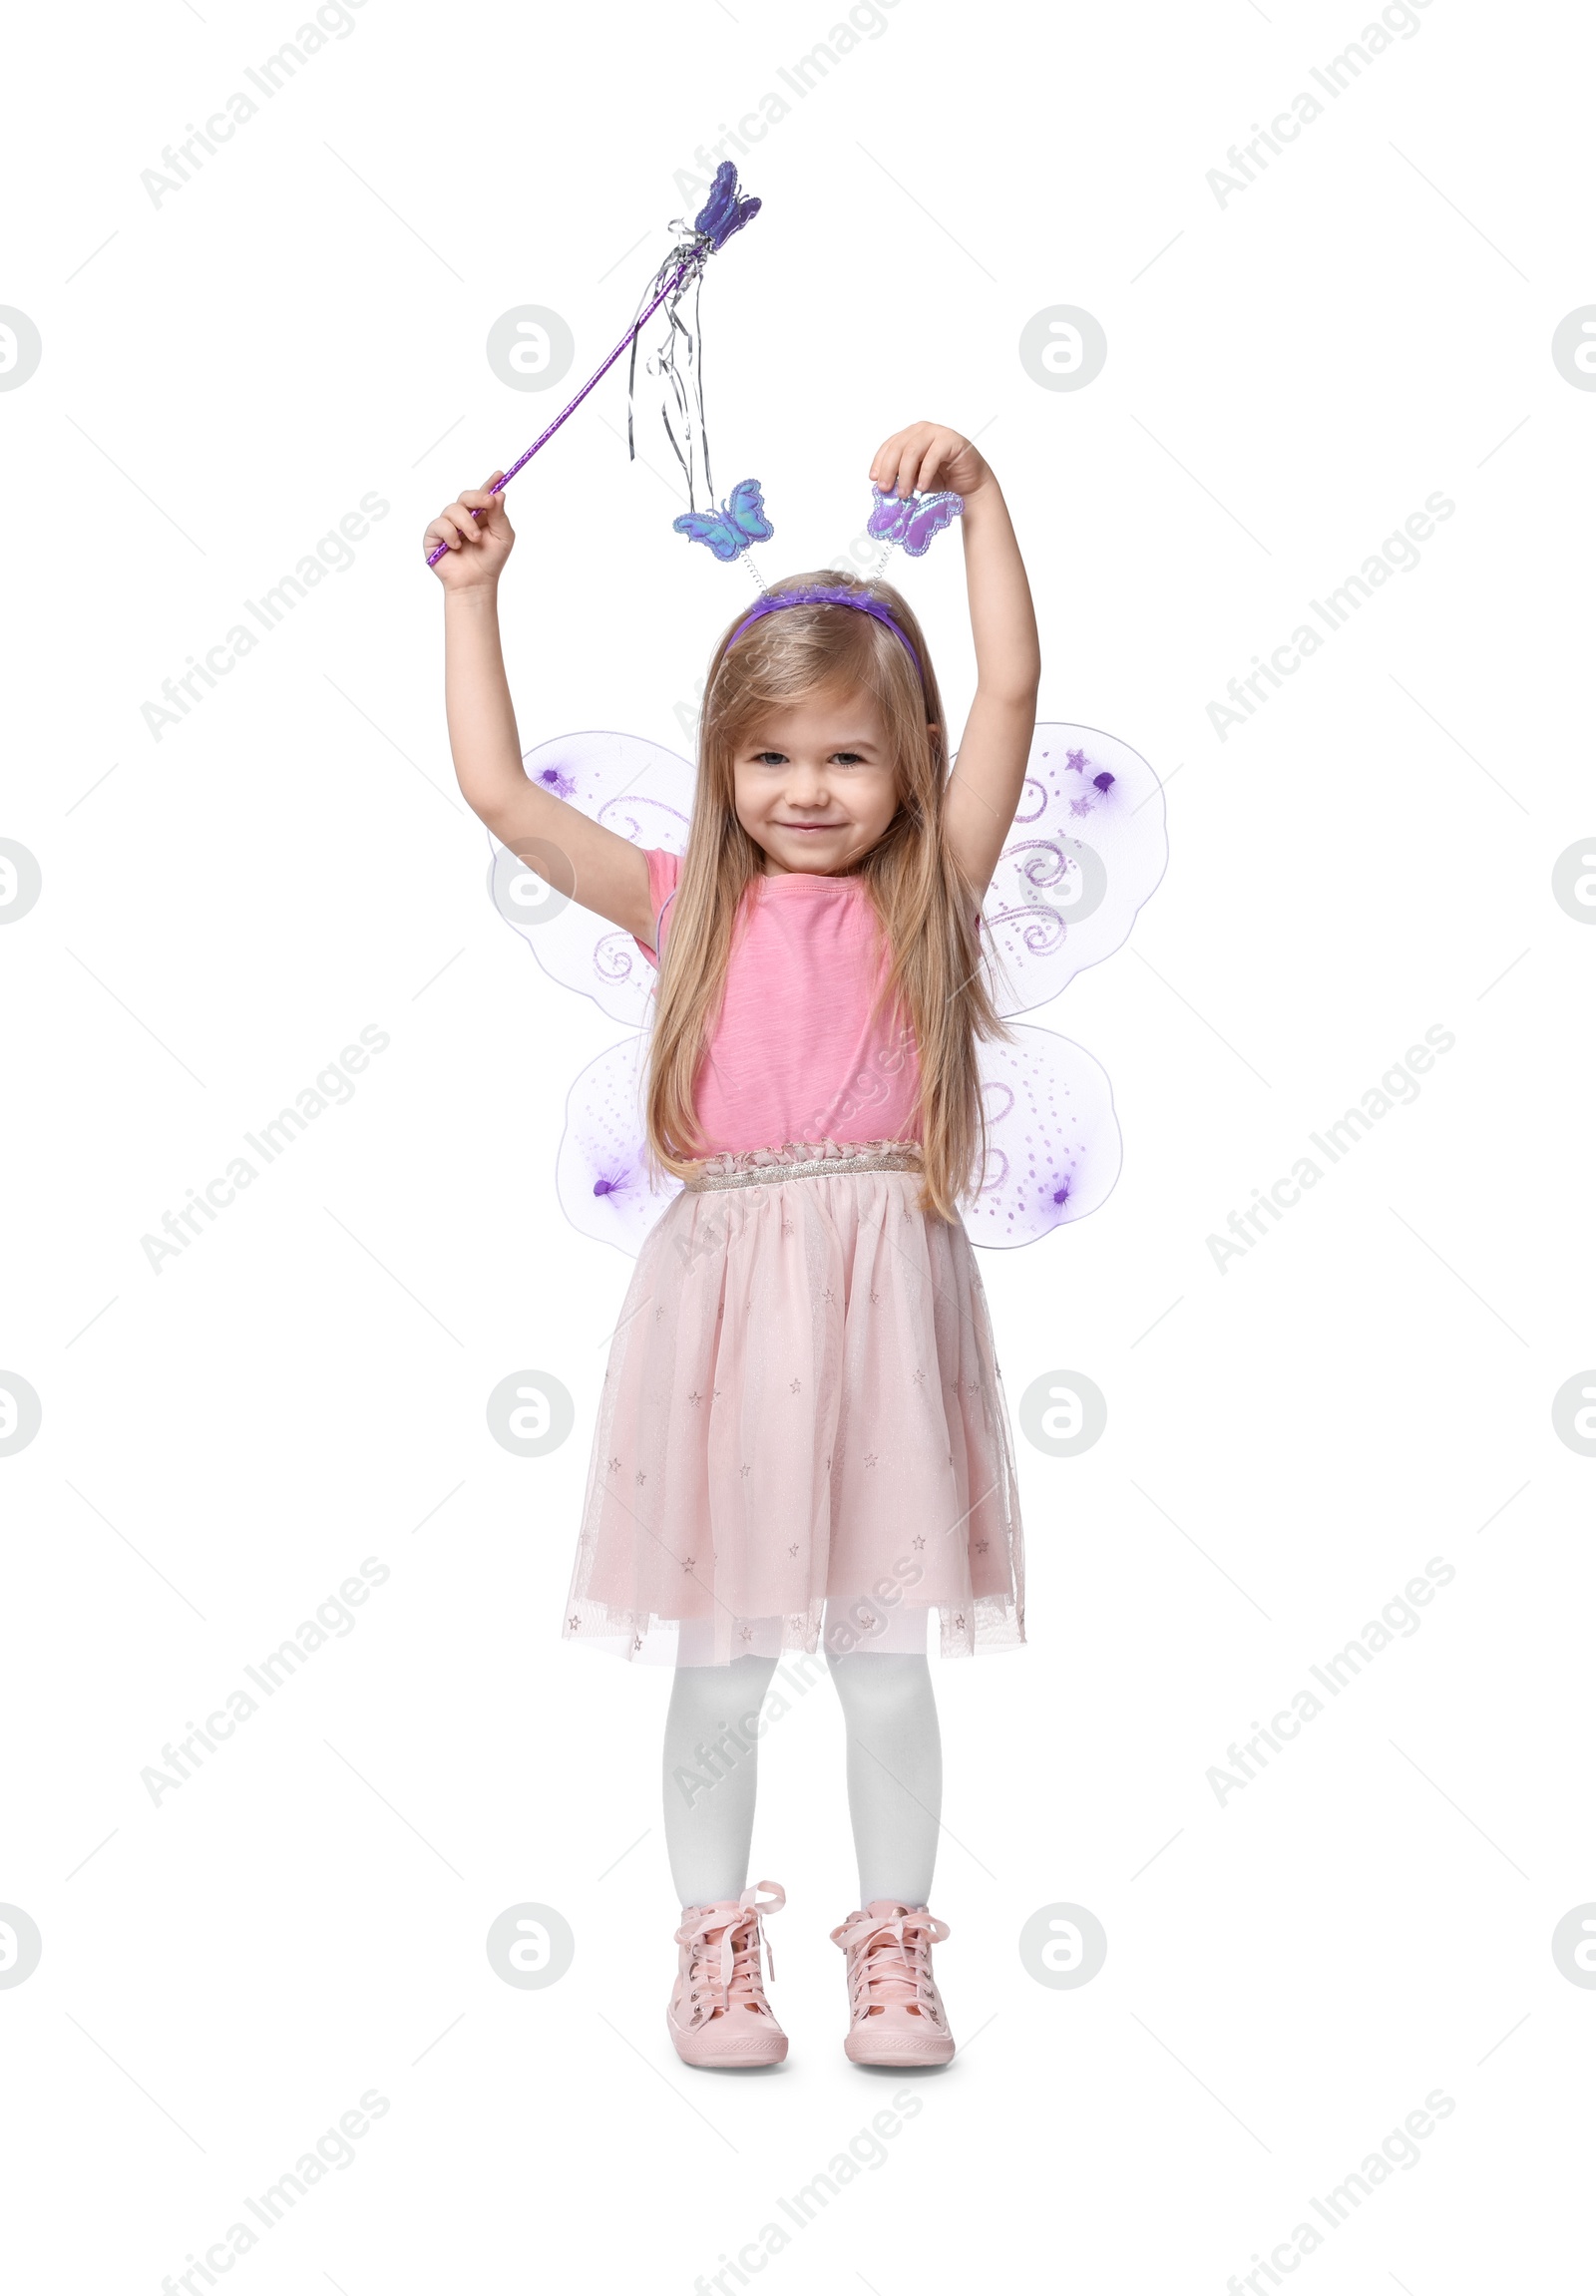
[661,1642,943,1910]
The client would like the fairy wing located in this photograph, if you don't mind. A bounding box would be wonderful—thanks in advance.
[557,1029,681,1256]
[960,1024,1121,1248]
[487,730,694,1026]
[488,729,693,1256]
[958,721,1167,1247]
[977,721,1168,1018]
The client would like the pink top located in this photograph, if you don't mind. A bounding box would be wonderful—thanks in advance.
[633,849,923,1154]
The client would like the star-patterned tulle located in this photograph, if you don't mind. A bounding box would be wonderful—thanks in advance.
[561,1142,1024,1665]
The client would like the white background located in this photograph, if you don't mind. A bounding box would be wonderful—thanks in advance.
[3,0,1592,2288]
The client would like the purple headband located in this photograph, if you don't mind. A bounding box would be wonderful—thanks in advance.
[725,584,922,677]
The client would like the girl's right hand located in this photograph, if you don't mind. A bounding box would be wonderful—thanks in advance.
[424,473,515,587]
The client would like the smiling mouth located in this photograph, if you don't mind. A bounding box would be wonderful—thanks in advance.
[779,821,844,831]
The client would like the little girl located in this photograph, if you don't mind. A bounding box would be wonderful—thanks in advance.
[426,421,1040,2070]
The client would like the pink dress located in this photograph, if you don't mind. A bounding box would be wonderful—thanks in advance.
[562,852,1026,1667]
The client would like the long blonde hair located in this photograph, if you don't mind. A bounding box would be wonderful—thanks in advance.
[644,570,1013,1222]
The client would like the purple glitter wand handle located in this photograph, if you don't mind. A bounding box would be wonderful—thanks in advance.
[424,259,691,567]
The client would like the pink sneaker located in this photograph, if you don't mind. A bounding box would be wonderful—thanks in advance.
[667,1881,788,2068]
[830,1899,956,2066]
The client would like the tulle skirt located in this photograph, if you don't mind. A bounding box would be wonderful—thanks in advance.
[562,1138,1026,1666]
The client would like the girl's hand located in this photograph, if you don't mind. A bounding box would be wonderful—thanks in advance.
[424,473,516,587]
[870,423,991,503]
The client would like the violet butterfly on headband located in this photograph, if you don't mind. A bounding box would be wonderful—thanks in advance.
[485,723,1168,1255]
[867,485,965,559]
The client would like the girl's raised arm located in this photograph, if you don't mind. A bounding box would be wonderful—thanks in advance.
[426,476,654,945]
[869,423,1041,904]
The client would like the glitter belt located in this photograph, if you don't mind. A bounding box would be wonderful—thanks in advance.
[682,1139,924,1193]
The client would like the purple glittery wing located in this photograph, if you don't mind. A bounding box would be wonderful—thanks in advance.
[978,722,1168,1019]
[899,491,964,557]
[557,1031,680,1256]
[692,162,761,251]
[961,1024,1121,1248]
[865,486,917,545]
[487,730,694,1026]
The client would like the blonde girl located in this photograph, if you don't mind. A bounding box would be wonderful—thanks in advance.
[426,422,1040,2070]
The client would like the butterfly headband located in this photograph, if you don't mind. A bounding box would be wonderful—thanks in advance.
[676,474,963,679]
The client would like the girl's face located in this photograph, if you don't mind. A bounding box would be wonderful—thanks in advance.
[731,688,910,876]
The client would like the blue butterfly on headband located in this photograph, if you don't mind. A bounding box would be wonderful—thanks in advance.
[673,477,774,562]
[693,163,762,251]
